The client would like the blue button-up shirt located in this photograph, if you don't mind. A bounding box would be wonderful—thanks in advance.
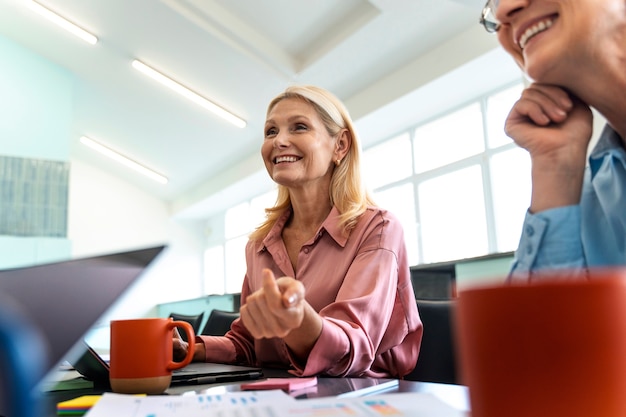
[510,124,626,280]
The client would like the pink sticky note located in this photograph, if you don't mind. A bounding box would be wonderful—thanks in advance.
[240,376,318,392]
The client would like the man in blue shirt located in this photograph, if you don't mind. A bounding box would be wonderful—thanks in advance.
[511,126,626,279]
[478,0,626,280]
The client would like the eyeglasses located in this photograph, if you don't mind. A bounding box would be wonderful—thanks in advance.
[479,0,500,33]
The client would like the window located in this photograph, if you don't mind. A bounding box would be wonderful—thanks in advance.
[413,103,484,173]
[418,166,488,263]
[224,235,248,294]
[365,81,527,265]
[363,133,412,189]
[486,84,523,148]
[203,246,224,294]
[225,202,252,239]
[204,190,276,294]
[375,183,419,265]
[489,147,531,252]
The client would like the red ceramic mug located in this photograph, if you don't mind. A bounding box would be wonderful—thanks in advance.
[455,271,626,417]
[109,317,194,394]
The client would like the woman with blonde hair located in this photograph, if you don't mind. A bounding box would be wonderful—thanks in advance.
[175,85,422,378]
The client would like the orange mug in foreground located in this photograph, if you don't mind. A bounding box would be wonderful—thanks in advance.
[109,317,195,394]
[455,272,626,417]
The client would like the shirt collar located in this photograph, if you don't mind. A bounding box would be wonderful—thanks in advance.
[256,206,348,253]
[591,124,624,156]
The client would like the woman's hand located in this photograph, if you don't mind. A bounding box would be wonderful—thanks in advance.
[172,328,190,362]
[505,83,593,212]
[241,268,322,361]
[240,268,306,339]
[173,328,206,362]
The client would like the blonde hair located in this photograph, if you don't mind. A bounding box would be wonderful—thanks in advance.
[250,85,375,241]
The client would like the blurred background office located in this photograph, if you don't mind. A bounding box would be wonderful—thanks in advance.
[0,0,607,335]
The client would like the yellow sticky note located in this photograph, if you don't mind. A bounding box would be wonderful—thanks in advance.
[57,395,103,415]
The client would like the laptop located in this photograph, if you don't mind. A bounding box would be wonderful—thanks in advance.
[0,245,166,390]
[71,340,264,388]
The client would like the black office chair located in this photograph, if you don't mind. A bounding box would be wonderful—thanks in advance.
[169,312,205,342]
[200,309,240,336]
[405,299,458,385]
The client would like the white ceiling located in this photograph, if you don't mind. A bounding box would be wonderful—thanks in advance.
[0,0,521,219]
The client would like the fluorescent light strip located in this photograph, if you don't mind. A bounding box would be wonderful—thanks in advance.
[26,1,98,45]
[80,136,168,184]
[132,60,246,129]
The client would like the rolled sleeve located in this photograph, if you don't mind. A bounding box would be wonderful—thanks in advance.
[289,319,350,376]
[510,205,585,281]
[197,335,237,363]
[196,316,257,365]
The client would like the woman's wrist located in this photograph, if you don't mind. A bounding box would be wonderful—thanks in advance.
[193,342,206,362]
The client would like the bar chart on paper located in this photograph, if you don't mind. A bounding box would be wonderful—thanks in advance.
[84,391,466,417]
[84,391,293,417]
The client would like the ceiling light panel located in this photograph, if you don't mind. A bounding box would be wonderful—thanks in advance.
[25,0,98,45]
[80,136,168,184]
[132,60,246,129]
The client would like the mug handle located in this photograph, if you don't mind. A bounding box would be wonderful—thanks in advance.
[167,320,195,370]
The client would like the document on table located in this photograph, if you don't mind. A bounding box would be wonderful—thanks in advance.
[84,390,293,417]
[85,391,467,417]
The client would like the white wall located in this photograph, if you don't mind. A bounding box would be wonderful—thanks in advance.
[68,159,207,322]
[68,160,169,257]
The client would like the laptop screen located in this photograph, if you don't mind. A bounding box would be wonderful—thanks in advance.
[0,245,166,385]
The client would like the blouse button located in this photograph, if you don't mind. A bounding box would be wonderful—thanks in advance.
[525,225,535,237]
[303,247,310,254]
